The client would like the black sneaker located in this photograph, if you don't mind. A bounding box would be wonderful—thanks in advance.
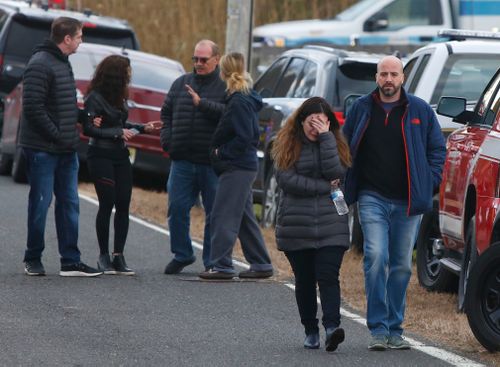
[24,259,46,276]
[164,258,196,274]
[60,262,102,277]
[112,254,135,276]
[97,254,116,275]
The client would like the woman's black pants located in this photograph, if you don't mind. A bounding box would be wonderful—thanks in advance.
[87,155,132,255]
[285,246,346,335]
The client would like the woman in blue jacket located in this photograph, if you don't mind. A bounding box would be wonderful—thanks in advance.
[199,52,273,280]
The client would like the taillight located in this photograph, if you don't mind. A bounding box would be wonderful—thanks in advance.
[335,111,345,125]
[83,22,97,29]
[0,54,3,72]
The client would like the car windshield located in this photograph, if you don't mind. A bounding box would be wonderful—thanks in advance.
[5,19,136,59]
[335,0,379,21]
[430,54,500,105]
[70,51,179,92]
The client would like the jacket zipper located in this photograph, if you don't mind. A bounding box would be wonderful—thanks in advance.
[400,107,411,216]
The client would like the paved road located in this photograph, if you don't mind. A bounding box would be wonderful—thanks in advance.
[0,176,482,366]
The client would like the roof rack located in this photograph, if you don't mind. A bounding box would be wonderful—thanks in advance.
[438,29,500,41]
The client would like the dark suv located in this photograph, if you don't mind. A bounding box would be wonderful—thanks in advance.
[0,0,139,130]
[253,45,380,227]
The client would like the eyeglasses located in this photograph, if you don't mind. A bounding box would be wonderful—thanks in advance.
[191,56,213,64]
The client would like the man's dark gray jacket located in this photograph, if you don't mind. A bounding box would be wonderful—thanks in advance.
[160,67,226,165]
[20,40,80,153]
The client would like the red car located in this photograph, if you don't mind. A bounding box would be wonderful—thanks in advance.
[417,68,500,351]
[0,42,184,182]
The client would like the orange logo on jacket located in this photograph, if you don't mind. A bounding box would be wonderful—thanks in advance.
[411,118,421,125]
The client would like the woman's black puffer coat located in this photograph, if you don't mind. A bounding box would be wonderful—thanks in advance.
[275,132,349,252]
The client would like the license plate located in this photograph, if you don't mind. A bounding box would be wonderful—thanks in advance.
[128,147,136,164]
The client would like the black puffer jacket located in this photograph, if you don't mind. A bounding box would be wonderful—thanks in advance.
[275,132,349,252]
[160,67,226,164]
[20,40,80,153]
[83,90,145,139]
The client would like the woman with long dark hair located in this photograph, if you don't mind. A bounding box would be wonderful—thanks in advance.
[83,55,160,275]
[272,97,351,352]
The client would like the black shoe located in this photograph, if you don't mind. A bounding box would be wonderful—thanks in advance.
[304,333,320,349]
[24,259,46,276]
[238,269,273,279]
[60,262,102,277]
[112,254,135,276]
[97,254,116,275]
[325,327,345,352]
[164,258,195,274]
[198,269,235,280]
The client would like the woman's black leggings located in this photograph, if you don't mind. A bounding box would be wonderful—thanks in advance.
[87,155,132,255]
[285,246,346,335]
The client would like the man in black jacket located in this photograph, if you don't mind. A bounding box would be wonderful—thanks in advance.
[160,40,226,274]
[20,17,101,277]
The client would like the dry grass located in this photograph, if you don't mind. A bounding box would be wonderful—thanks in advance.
[74,0,358,69]
[78,183,500,366]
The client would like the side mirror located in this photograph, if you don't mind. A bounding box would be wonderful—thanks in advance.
[363,12,388,32]
[436,96,466,118]
[344,94,362,117]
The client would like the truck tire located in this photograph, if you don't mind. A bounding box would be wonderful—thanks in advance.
[11,146,27,183]
[260,170,278,228]
[0,149,12,175]
[458,216,477,312]
[465,243,500,352]
[416,201,457,292]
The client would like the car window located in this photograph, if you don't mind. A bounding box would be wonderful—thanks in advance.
[403,57,417,85]
[381,0,443,30]
[70,50,179,92]
[0,10,8,33]
[254,57,288,98]
[130,60,179,92]
[336,61,377,107]
[430,55,499,105]
[274,57,306,97]
[476,71,500,127]
[4,20,48,59]
[292,60,317,98]
[407,54,430,94]
[82,28,135,50]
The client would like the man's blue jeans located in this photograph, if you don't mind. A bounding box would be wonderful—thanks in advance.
[23,148,81,265]
[166,160,218,268]
[358,192,422,337]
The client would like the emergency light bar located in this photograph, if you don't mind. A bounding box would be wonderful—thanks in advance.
[438,29,500,41]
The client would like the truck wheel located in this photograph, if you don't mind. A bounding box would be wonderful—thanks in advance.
[260,170,278,228]
[458,216,477,312]
[416,202,457,292]
[465,243,500,352]
[11,146,27,183]
[350,205,364,253]
[0,149,12,175]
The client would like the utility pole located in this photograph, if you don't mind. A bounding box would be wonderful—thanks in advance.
[225,0,254,72]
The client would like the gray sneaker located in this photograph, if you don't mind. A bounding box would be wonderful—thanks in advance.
[388,335,411,350]
[368,335,388,351]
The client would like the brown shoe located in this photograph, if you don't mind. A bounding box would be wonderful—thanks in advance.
[199,269,235,280]
[238,269,273,279]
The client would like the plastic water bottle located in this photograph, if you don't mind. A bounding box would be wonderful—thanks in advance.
[330,187,349,216]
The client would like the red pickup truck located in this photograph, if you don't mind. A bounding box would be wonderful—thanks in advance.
[416,68,500,352]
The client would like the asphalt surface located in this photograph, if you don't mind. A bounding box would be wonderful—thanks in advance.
[0,175,481,366]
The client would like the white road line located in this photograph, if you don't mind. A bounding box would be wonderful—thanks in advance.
[79,192,485,367]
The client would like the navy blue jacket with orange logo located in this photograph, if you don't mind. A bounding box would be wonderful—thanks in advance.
[342,87,446,215]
